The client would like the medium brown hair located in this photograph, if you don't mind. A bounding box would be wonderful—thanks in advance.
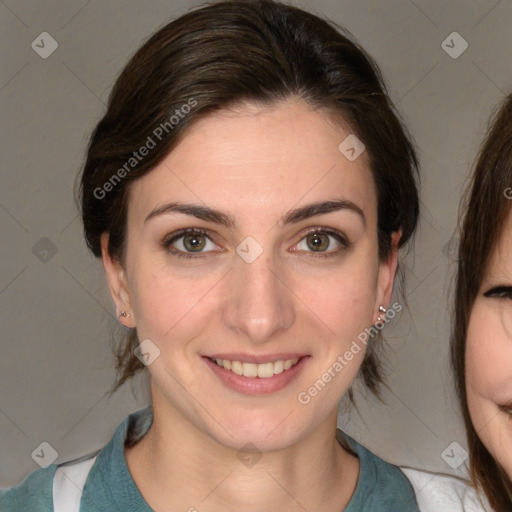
[78,0,419,395]
[451,94,512,510]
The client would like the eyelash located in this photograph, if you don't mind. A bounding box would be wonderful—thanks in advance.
[161,227,350,260]
[161,228,217,260]
[484,286,512,299]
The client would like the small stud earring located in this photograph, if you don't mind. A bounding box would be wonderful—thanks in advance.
[377,305,387,323]
[119,311,130,318]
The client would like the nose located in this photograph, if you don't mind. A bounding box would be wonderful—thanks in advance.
[222,251,295,345]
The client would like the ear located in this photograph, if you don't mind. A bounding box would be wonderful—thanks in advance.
[373,230,401,323]
[100,233,135,327]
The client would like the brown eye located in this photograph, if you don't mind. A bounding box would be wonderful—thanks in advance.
[162,229,220,259]
[306,233,330,251]
[182,233,206,252]
[294,229,349,256]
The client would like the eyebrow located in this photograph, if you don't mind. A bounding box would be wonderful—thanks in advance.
[144,199,366,227]
[282,199,365,226]
[145,202,236,227]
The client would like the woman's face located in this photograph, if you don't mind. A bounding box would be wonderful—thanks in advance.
[466,211,512,478]
[103,98,397,451]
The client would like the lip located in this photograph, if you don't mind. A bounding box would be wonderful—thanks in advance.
[202,355,310,395]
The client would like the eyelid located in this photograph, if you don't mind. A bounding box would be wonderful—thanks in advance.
[483,286,512,298]
[162,227,215,244]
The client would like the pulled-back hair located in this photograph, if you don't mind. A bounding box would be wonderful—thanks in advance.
[78,0,419,394]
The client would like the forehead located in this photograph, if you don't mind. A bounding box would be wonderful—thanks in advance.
[128,98,377,226]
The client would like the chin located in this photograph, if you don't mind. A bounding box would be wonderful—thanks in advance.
[205,412,304,452]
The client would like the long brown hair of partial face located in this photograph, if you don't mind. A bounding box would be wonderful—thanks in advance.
[451,93,512,510]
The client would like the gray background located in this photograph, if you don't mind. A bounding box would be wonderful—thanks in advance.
[1,0,511,487]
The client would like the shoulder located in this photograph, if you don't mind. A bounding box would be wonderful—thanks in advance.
[0,465,56,512]
[400,467,491,512]
[0,407,152,512]
[339,431,420,512]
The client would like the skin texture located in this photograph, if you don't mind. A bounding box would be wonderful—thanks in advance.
[466,211,512,480]
[101,98,399,511]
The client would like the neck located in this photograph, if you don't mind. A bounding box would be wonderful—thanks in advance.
[125,396,359,512]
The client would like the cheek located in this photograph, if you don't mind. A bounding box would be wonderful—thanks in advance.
[466,305,495,409]
[466,303,512,400]
[465,302,512,444]
[129,258,226,341]
[284,252,380,364]
[299,267,377,333]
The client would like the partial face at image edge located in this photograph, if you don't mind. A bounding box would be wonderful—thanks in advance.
[466,210,512,480]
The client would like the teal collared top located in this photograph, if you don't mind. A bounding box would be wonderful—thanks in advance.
[0,406,419,511]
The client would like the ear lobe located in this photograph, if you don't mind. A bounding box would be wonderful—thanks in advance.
[374,230,402,321]
[100,233,134,326]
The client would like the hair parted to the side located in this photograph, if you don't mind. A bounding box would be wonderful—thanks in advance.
[78,0,419,396]
[451,93,512,510]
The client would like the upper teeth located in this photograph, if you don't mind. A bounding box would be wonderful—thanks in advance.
[211,358,300,378]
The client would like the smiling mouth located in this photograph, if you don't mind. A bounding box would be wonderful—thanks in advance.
[208,357,301,378]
